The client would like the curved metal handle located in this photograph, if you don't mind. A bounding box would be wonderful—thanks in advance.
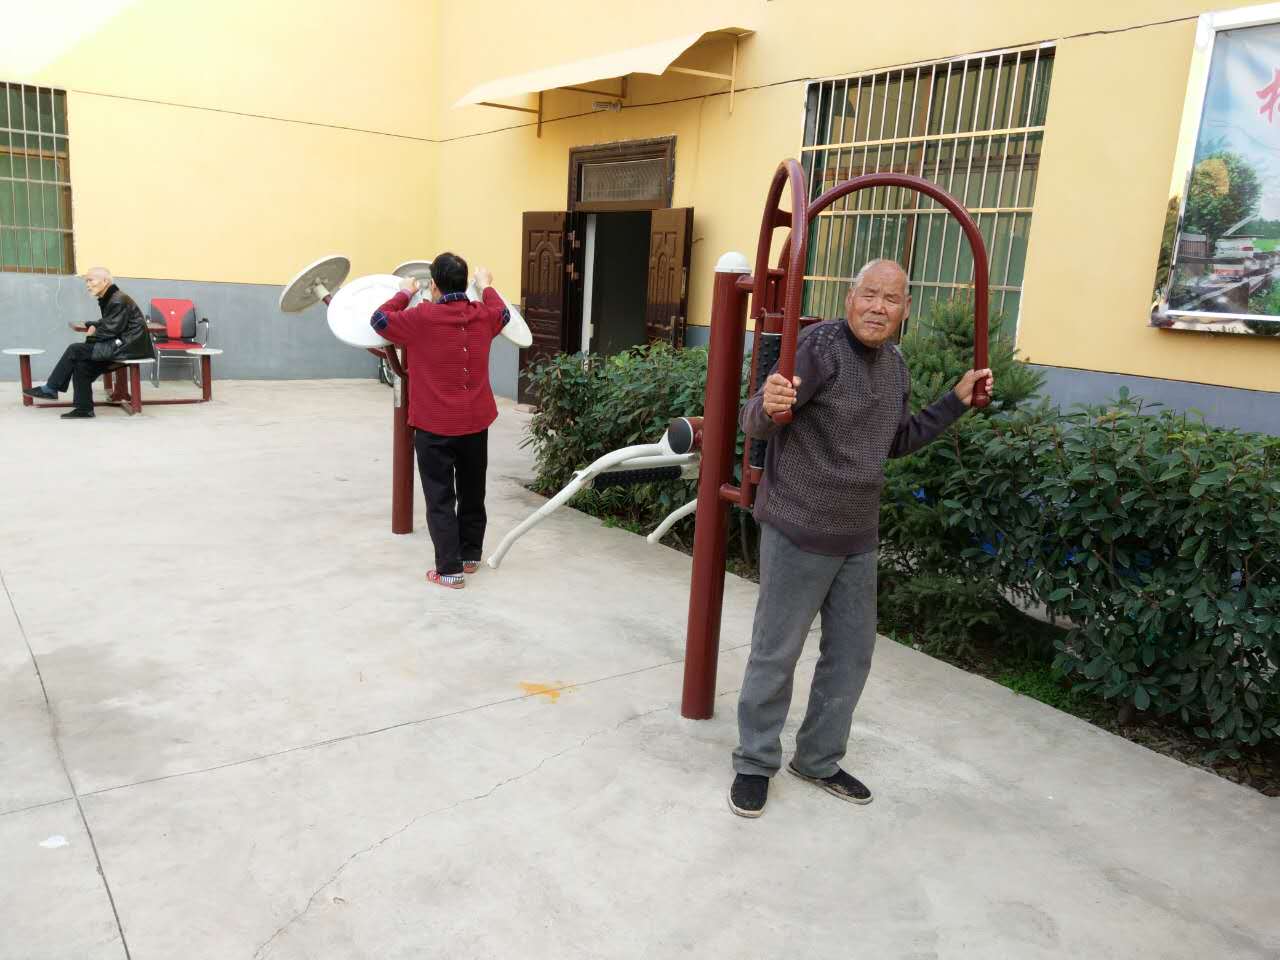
[749,160,810,427]
[777,172,990,409]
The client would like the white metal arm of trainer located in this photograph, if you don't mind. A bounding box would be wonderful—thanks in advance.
[486,442,673,569]
[486,416,705,570]
[646,498,698,544]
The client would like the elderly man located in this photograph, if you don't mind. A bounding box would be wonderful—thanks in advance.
[24,268,154,418]
[728,258,994,818]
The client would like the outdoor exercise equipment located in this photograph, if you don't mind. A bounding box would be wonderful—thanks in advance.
[491,161,993,720]
[278,254,351,313]
[281,253,533,536]
[485,416,704,569]
[466,277,534,348]
[678,160,990,720]
[280,254,417,534]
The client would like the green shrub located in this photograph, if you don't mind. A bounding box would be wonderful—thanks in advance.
[878,298,1047,659]
[930,393,1280,755]
[523,344,747,550]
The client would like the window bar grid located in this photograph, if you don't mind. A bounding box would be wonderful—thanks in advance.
[818,80,843,318]
[990,54,1024,265]
[836,80,854,309]
[971,54,1004,293]
[1000,47,1042,331]
[835,76,856,316]
[879,69,904,260]
[801,48,1049,334]
[37,89,49,271]
[25,92,36,267]
[916,61,954,315]
[935,61,968,288]
[60,89,74,275]
[817,204,1033,218]
[891,67,921,259]
[803,82,826,314]
[17,87,28,272]
[854,74,876,285]
[950,57,985,287]
[802,86,818,314]
[811,85,832,316]
[902,63,939,329]
[828,79,852,318]
[988,52,1027,325]
[868,71,890,262]
[30,88,41,271]
[6,122,18,267]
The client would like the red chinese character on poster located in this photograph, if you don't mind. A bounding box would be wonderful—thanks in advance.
[1257,68,1280,123]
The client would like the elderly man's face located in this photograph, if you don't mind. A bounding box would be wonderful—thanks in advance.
[83,272,111,298]
[845,262,910,348]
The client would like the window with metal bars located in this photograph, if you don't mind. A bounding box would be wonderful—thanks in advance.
[0,83,74,275]
[800,45,1053,339]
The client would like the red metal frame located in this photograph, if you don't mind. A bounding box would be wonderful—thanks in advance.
[370,345,414,535]
[680,161,993,720]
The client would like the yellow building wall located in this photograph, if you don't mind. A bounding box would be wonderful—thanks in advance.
[434,0,1280,394]
[7,0,1280,391]
[12,0,438,284]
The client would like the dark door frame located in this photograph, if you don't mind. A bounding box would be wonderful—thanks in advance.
[567,137,676,213]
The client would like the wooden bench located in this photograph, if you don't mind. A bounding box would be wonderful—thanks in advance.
[5,348,154,415]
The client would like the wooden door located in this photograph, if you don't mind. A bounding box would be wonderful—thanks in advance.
[519,211,569,404]
[645,207,693,347]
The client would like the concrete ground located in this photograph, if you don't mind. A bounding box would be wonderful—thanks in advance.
[1,379,1277,960]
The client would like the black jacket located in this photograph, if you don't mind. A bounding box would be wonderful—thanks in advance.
[89,285,154,362]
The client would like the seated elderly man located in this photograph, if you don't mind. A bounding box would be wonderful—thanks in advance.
[24,267,154,418]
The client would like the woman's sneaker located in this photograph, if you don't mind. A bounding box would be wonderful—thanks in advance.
[463,561,481,575]
[426,569,466,590]
[786,761,872,804]
[727,773,770,818]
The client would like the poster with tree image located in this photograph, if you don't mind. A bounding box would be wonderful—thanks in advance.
[1161,20,1280,333]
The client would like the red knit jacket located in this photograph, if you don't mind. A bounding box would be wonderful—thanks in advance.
[371,288,508,436]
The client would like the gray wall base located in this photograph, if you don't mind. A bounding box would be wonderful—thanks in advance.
[0,272,520,398]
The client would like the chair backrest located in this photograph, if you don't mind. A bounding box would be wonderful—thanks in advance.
[150,298,197,339]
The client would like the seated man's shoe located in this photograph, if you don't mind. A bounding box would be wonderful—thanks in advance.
[23,385,57,400]
[60,409,95,419]
[728,773,770,818]
[786,761,872,805]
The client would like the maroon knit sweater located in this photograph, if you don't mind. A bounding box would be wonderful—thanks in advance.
[741,319,967,556]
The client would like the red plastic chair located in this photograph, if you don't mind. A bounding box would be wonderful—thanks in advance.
[149,298,210,386]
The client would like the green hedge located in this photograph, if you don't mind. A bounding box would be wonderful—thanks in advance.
[523,344,753,557]
[885,302,1280,755]
[924,395,1280,754]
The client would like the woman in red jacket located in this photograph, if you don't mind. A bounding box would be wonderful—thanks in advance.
[370,252,509,589]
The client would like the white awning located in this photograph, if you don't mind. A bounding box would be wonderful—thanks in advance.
[454,27,752,110]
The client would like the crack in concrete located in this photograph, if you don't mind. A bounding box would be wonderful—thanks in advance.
[251,705,665,959]
[1,566,134,960]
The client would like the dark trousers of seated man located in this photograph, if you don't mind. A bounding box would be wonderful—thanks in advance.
[414,429,488,575]
[46,343,114,412]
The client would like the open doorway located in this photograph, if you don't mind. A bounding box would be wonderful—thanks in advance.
[582,212,653,356]
[515,138,692,404]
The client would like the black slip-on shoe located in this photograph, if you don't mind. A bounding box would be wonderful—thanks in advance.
[24,386,57,400]
[60,409,95,419]
[787,761,873,805]
[728,773,770,818]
